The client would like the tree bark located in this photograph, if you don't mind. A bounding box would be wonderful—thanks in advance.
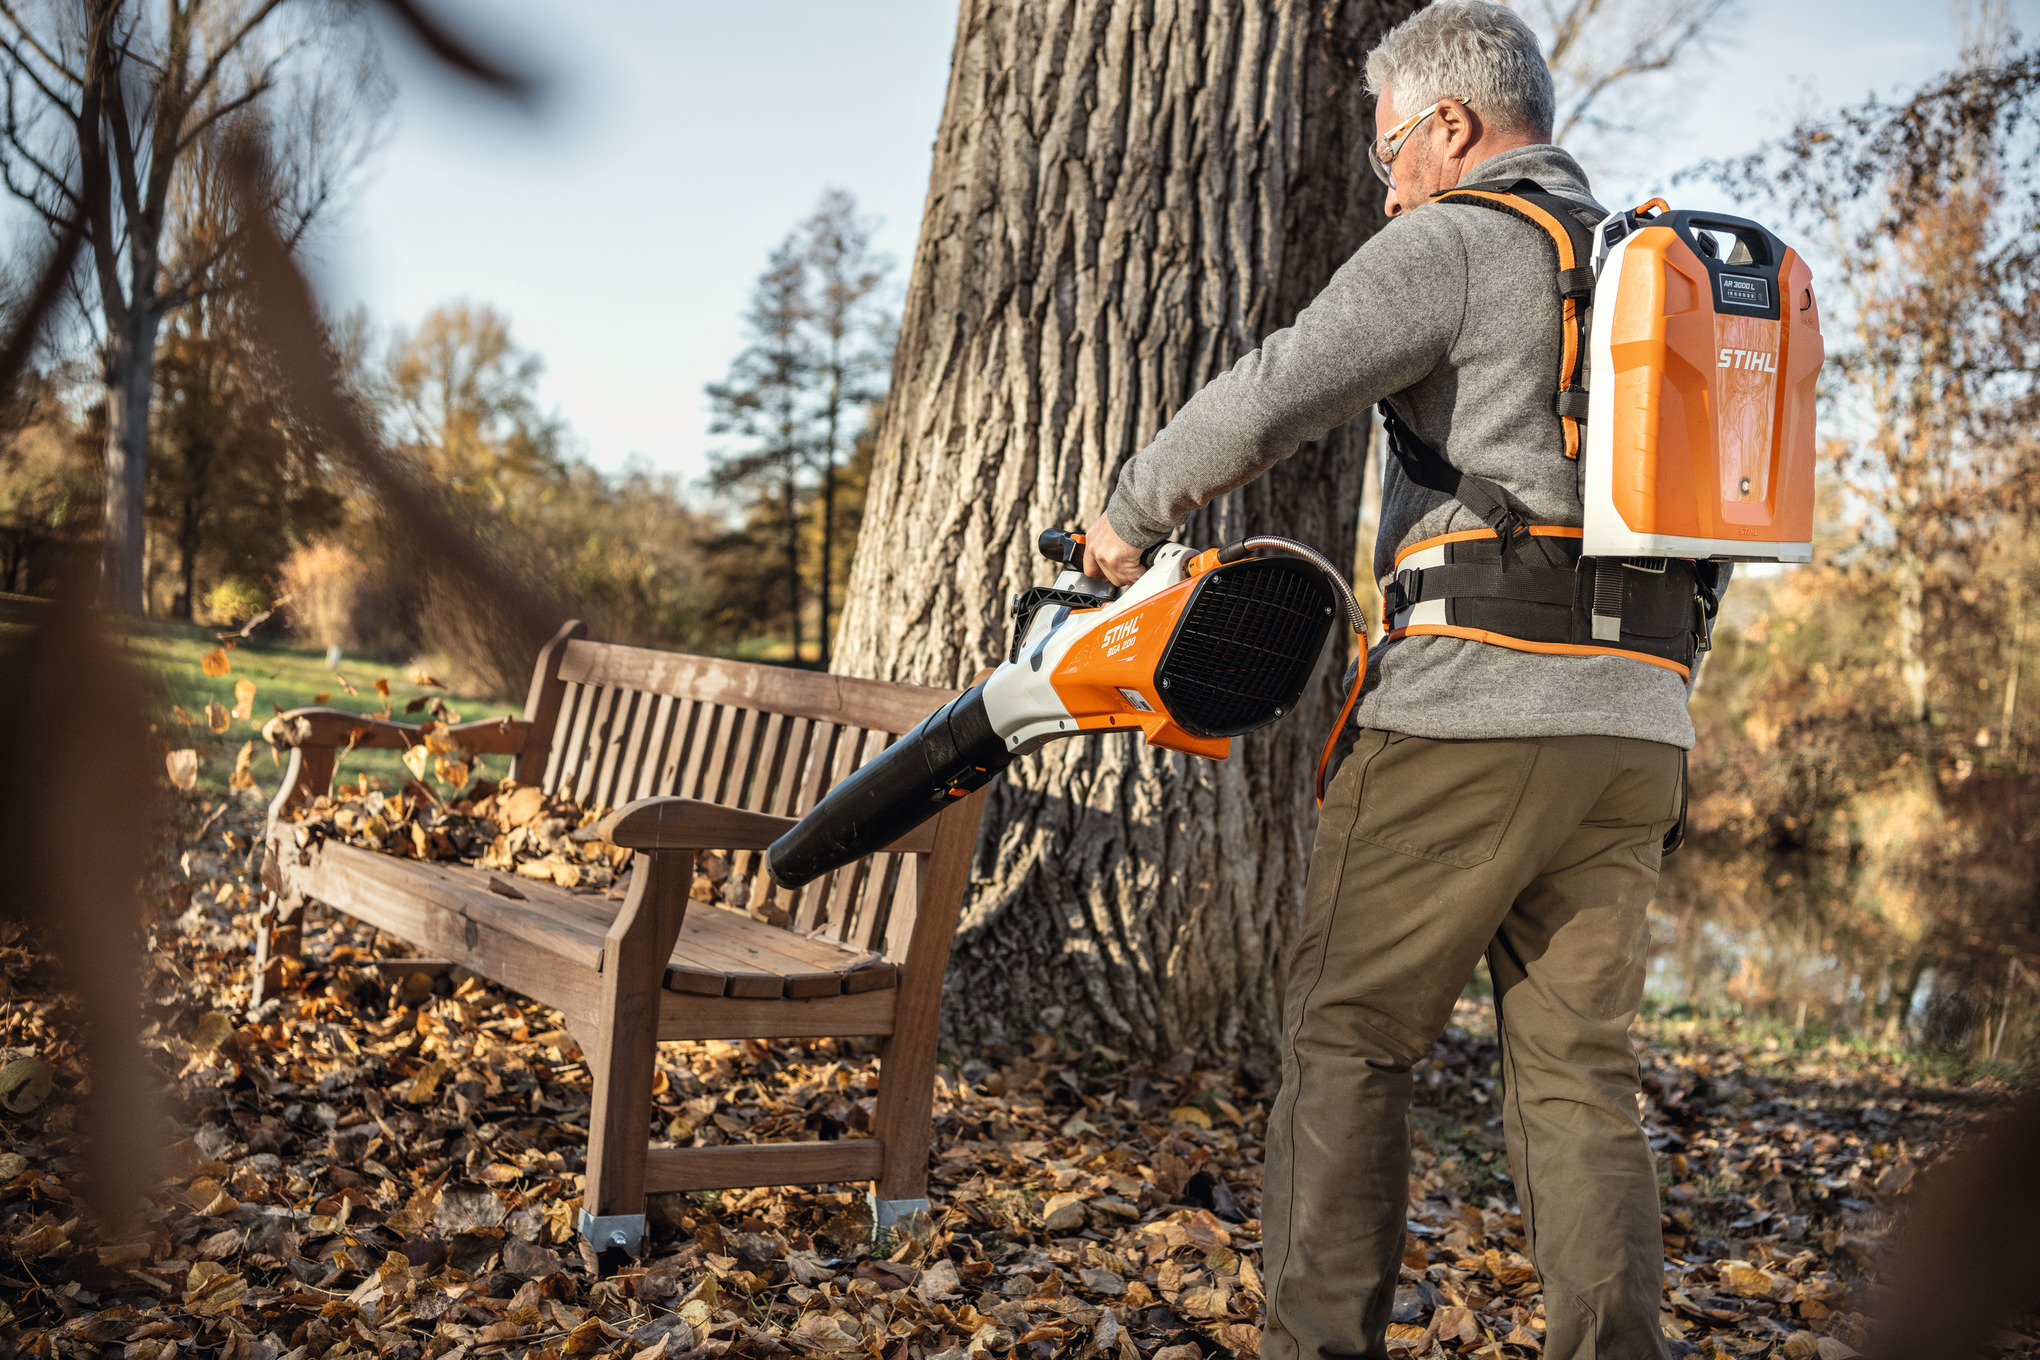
[834,0,1420,1057]
[100,316,159,614]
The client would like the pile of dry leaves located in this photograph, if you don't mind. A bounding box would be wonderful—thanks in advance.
[0,796,2028,1359]
[280,779,637,895]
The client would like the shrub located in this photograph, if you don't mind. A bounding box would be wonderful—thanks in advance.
[277,540,419,658]
[201,577,269,627]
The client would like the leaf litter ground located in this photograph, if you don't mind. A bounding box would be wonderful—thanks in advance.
[1,794,2032,1359]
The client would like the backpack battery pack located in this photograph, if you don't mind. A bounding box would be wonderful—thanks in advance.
[1583,203,1823,563]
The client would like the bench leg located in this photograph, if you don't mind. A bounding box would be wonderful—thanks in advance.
[251,890,304,1007]
[581,849,691,1265]
[867,792,982,1229]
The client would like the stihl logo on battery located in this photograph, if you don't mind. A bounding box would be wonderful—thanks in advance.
[1718,347,1777,373]
[1101,617,1141,657]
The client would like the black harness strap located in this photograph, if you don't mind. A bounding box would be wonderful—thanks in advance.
[1377,398,1532,563]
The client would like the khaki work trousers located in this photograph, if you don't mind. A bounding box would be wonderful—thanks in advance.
[1261,729,1683,1360]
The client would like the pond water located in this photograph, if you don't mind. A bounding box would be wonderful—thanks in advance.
[1647,841,2037,1059]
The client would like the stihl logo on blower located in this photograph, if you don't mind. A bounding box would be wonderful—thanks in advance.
[765,529,1367,890]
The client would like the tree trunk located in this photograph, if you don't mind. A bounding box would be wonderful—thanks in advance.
[100,316,158,614]
[784,462,804,664]
[833,0,1419,1057]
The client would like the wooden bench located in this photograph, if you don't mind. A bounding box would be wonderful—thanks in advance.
[257,621,987,1258]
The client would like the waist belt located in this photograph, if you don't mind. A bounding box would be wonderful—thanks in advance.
[1383,528,1718,679]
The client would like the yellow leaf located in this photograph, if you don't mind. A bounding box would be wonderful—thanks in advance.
[229,741,258,792]
[165,749,199,790]
[312,692,330,704]
[199,648,230,677]
[374,678,391,699]
[405,1058,448,1104]
[1169,1104,1213,1128]
[423,731,456,756]
[172,704,196,725]
[206,702,230,733]
[232,679,256,721]
[436,758,471,790]
[403,744,431,781]
[410,669,446,689]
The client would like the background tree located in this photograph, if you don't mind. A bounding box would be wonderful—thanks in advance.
[1509,0,1738,151]
[148,291,341,618]
[800,189,893,667]
[0,0,387,611]
[833,0,1422,1057]
[706,241,814,664]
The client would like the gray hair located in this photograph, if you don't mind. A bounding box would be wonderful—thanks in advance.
[1364,1,1556,141]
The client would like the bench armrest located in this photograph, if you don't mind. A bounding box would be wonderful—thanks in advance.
[590,798,795,851]
[263,707,530,756]
[591,796,940,856]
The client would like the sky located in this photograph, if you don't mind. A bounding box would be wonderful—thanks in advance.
[308,0,2035,489]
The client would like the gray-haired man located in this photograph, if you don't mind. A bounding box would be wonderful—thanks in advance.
[1082,4,1680,1358]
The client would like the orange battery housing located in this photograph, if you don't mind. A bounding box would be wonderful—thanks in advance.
[1583,209,1823,562]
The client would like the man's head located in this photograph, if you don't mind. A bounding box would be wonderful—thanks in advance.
[1364,1,1556,216]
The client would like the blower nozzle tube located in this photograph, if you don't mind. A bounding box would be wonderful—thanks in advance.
[765,683,1012,890]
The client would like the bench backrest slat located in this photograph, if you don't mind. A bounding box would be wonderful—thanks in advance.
[529,637,961,960]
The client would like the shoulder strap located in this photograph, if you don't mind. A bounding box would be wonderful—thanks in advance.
[1430,178,1600,459]
[1377,398,1531,564]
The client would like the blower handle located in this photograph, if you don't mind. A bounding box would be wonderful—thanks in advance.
[1038,527,1087,567]
[1043,525,1172,572]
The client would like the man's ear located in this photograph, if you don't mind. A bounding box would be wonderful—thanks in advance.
[1436,100,1481,162]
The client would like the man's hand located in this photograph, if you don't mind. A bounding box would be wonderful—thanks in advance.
[1082,512,1146,587]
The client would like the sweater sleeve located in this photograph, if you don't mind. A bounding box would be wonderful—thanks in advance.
[1103,212,1468,551]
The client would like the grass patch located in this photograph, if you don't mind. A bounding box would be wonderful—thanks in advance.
[126,621,519,798]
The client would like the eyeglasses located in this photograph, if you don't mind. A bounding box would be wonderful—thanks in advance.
[1368,97,1471,186]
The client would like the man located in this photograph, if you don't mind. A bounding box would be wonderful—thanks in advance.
[1081,5,1683,1359]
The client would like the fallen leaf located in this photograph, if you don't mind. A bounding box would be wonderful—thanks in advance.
[206,702,231,733]
[190,1011,236,1050]
[229,741,259,791]
[166,748,200,790]
[172,704,197,725]
[313,691,330,703]
[200,647,230,677]
[1041,1190,1087,1231]
[232,679,257,721]
[0,1057,54,1113]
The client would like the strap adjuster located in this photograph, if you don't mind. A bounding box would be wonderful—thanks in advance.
[1557,266,1595,301]
[1384,570,1417,618]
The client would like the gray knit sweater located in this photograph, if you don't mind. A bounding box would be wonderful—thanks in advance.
[1103,144,1699,750]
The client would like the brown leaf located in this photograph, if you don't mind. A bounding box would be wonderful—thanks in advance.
[190,1011,235,1051]
[206,702,231,733]
[185,1260,247,1315]
[313,691,330,704]
[200,648,231,677]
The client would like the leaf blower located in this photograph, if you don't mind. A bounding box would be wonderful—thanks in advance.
[765,529,1367,890]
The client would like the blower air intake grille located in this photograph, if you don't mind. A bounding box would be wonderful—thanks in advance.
[1155,559,1336,738]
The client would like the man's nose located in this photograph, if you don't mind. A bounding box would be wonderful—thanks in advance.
[1385,187,1404,218]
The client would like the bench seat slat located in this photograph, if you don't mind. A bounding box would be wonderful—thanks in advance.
[280,844,899,1005]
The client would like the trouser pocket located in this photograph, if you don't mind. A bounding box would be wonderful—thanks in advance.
[1347,732,1540,868]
